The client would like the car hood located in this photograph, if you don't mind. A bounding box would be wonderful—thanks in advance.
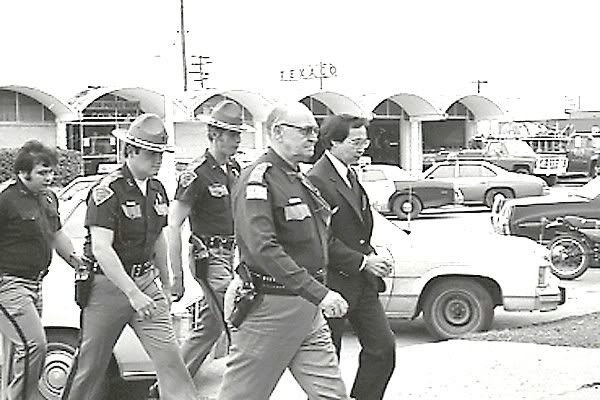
[506,193,587,207]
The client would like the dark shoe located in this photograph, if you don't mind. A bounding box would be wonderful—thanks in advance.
[147,382,159,399]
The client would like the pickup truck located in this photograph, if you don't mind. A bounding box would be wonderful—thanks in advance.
[452,139,567,186]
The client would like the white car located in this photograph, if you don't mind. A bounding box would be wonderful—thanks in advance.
[35,175,564,398]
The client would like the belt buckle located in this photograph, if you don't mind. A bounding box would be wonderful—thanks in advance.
[131,264,142,278]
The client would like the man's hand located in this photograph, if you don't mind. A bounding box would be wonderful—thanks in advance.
[128,290,157,320]
[363,254,393,278]
[171,275,185,302]
[319,291,348,318]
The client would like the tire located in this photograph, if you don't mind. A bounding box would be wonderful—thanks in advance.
[38,329,79,400]
[542,175,558,186]
[590,161,598,178]
[548,235,591,280]
[392,194,422,220]
[422,279,494,340]
[484,188,513,208]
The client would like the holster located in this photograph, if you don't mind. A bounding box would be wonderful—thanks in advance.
[189,234,210,279]
[74,259,94,308]
[229,263,259,328]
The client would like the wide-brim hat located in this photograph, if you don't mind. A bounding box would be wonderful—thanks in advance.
[198,99,255,133]
[112,113,174,153]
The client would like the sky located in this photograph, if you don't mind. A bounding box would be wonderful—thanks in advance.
[3,0,600,111]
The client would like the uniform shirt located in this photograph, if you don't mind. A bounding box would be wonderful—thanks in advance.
[174,150,239,236]
[233,148,335,305]
[0,178,61,276]
[83,164,169,267]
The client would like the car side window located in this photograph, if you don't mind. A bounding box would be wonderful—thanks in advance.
[480,166,497,177]
[362,169,386,182]
[428,165,455,178]
[458,165,482,177]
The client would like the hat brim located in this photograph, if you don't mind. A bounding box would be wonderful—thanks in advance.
[198,115,255,133]
[112,129,175,153]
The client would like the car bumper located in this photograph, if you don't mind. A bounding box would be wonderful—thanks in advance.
[536,285,566,311]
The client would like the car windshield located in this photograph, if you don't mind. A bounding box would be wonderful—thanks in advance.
[572,177,600,199]
[503,141,536,157]
[381,166,414,181]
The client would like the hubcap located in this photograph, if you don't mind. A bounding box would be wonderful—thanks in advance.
[39,346,74,399]
[401,201,413,213]
[443,296,471,326]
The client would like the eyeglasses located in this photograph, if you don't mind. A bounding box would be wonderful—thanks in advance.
[278,123,320,138]
[346,138,371,148]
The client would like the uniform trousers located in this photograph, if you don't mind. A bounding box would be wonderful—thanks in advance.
[217,293,350,400]
[63,269,197,400]
[180,246,233,376]
[0,274,46,400]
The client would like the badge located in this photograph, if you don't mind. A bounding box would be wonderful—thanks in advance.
[246,184,268,200]
[208,184,229,198]
[92,186,114,206]
[284,203,311,221]
[121,201,142,219]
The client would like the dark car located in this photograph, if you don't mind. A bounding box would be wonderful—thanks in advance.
[491,177,600,244]
[357,164,463,219]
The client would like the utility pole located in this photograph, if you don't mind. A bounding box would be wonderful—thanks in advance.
[472,80,488,94]
[179,0,188,91]
[190,55,212,89]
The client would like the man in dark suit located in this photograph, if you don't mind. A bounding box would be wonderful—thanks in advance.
[308,114,396,400]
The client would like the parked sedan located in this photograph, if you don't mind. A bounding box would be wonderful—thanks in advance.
[492,177,600,244]
[423,160,546,207]
[357,164,463,220]
[33,173,566,398]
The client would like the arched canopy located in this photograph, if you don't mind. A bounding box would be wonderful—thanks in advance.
[444,95,505,121]
[0,85,76,121]
[187,89,274,123]
[359,92,445,121]
[298,91,366,117]
[69,86,166,118]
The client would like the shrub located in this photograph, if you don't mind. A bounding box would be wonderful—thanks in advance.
[0,148,83,187]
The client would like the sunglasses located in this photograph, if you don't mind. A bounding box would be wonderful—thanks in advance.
[278,123,320,138]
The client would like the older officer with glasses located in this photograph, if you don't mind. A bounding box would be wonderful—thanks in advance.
[218,103,354,400]
[62,114,197,400]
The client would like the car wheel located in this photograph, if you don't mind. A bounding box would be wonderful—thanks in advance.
[548,235,591,280]
[422,279,494,340]
[484,189,513,208]
[392,194,422,220]
[38,329,79,400]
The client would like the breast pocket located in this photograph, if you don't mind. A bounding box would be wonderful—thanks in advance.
[18,210,41,237]
[276,201,315,243]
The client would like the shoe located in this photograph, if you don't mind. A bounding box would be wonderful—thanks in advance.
[147,382,159,399]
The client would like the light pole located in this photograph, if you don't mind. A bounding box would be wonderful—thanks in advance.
[472,80,488,94]
[178,0,188,91]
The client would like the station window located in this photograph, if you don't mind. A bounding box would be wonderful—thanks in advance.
[0,90,56,122]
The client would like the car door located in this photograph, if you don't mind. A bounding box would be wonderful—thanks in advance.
[456,163,494,203]
[358,166,396,212]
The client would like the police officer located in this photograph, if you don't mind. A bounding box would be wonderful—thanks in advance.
[62,114,197,400]
[0,140,83,400]
[218,103,352,400]
[147,100,246,397]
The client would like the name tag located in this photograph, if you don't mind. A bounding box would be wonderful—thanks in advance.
[284,203,311,221]
[208,184,229,198]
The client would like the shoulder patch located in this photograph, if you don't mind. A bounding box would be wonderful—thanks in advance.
[248,162,272,184]
[92,186,114,205]
[178,170,198,188]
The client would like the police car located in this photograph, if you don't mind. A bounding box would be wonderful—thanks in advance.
[37,171,565,398]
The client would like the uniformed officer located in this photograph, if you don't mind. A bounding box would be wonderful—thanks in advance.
[62,114,197,400]
[217,103,352,400]
[0,140,83,400]
[147,100,248,397]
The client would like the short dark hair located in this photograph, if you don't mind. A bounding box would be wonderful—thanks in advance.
[13,140,58,175]
[319,114,369,150]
